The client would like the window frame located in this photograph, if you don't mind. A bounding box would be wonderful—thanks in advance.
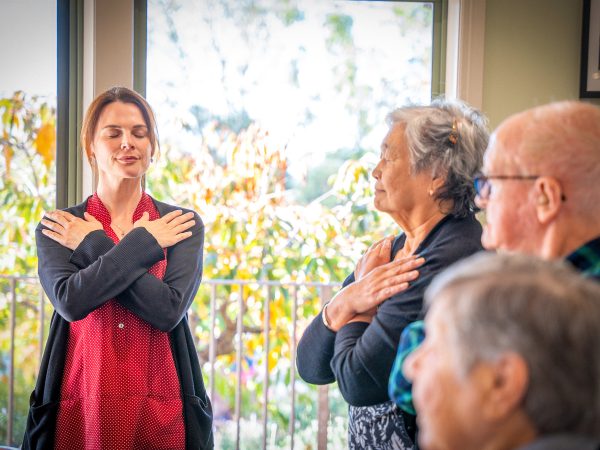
[57,0,84,209]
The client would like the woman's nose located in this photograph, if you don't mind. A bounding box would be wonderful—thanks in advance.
[372,163,381,180]
[121,136,132,150]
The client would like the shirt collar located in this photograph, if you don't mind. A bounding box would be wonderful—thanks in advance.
[566,236,600,280]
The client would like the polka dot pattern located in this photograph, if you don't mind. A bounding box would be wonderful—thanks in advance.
[54,193,185,449]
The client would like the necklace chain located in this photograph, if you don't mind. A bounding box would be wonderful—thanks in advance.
[112,222,127,237]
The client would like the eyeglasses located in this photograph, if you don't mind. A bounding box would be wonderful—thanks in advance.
[473,174,539,201]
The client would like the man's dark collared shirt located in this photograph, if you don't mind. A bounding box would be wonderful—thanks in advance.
[566,236,600,280]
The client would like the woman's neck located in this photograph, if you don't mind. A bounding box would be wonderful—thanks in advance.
[96,179,143,221]
[394,209,448,256]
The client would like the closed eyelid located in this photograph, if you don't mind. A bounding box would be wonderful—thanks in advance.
[102,125,147,131]
[102,128,121,137]
[101,126,147,138]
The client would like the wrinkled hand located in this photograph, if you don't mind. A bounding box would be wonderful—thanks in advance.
[326,255,425,331]
[354,236,395,280]
[41,210,103,250]
[346,310,378,325]
[349,255,425,313]
[134,210,195,248]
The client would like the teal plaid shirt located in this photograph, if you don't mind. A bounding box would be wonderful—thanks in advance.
[566,236,600,280]
[389,237,600,414]
[388,319,424,415]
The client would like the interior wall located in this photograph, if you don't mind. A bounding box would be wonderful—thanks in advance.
[482,0,598,128]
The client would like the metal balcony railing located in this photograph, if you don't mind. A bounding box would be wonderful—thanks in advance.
[0,275,343,449]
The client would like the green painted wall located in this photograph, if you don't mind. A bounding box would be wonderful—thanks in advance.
[482,0,598,128]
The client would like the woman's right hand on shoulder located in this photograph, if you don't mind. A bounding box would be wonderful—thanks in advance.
[41,210,103,250]
[133,210,196,248]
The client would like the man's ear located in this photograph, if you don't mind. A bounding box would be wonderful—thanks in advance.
[479,352,529,421]
[534,177,563,225]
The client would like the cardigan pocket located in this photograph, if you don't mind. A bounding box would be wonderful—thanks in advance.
[183,394,213,450]
[22,399,60,450]
[28,398,59,427]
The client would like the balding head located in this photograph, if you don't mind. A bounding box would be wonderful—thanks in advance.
[495,101,600,197]
[479,101,600,258]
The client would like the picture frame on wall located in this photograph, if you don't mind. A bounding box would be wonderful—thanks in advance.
[580,0,600,98]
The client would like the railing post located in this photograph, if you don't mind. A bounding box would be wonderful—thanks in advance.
[262,285,271,450]
[39,290,46,367]
[209,283,217,402]
[317,385,330,450]
[288,286,298,450]
[317,285,334,450]
[235,283,244,450]
[8,278,17,446]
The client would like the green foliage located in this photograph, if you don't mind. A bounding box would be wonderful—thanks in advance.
[326,14,354,47]
[0,92,56,445]
[0,91,56,276]
[146,123,395,447]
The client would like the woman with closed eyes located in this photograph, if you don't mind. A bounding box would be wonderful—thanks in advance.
[22,87,213,450]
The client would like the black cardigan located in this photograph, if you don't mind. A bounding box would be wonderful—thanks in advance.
[22,196,213,449]
[296,214,483,406]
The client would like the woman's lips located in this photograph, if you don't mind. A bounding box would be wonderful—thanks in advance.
[117,156,140,163]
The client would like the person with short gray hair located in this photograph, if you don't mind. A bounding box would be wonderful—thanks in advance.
[297,98,489,449]
[404,252,600,450]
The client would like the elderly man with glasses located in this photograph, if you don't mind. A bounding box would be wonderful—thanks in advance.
[388,100,600,447]
[473,100,600,263]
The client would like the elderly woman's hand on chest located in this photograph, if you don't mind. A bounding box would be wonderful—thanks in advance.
[324,249,424,330]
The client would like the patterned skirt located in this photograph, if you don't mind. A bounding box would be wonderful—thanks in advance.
[348,400,416,450]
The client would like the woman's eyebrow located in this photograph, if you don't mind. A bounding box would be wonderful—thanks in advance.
[101,124,148,130]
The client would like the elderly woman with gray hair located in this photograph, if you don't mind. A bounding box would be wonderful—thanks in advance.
[296,99,489,449]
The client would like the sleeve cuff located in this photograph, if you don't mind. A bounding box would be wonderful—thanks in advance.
[112,227,165,270]
[70,230,115,267]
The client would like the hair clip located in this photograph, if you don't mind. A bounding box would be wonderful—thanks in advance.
[448,119,460,146]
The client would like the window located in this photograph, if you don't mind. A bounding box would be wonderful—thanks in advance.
[145,2,440,447]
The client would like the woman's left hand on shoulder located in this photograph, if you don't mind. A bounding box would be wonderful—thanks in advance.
[355,236,395,280]
[134,210,196,248]
[350,255,424,313]
[41,210,103,250]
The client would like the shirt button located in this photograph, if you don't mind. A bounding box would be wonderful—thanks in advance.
[118,323,124,329]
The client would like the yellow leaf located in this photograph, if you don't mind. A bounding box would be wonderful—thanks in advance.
[34,123,56,167]
[3,144,13,176]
